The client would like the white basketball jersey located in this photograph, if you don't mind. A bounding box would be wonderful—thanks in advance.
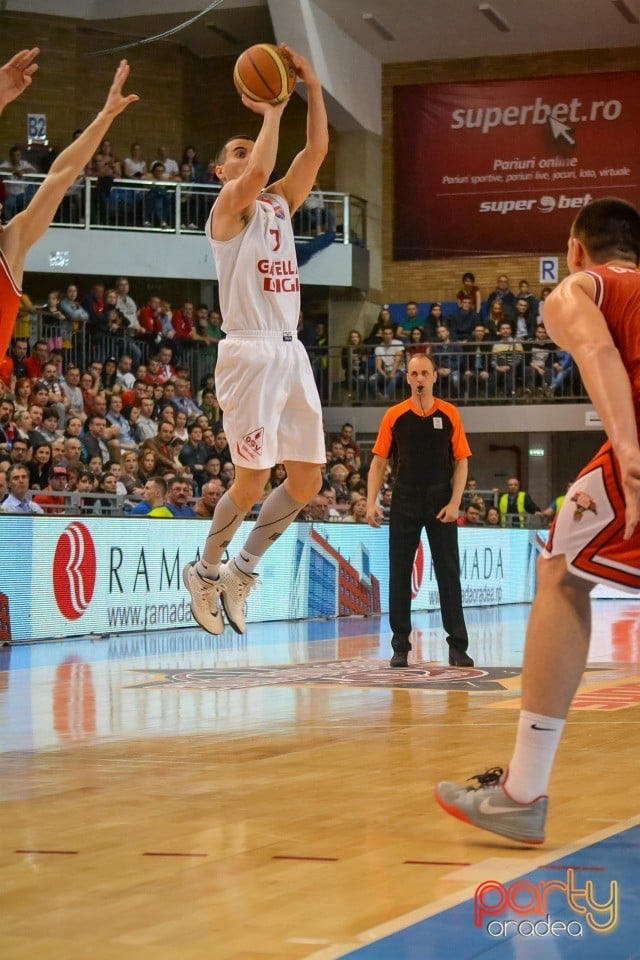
[209,191,300,333]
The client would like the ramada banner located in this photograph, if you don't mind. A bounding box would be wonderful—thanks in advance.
[393,71,640,258]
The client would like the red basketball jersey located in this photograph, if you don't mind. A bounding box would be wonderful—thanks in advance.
[0,248,21,360]
[584,264,640,422]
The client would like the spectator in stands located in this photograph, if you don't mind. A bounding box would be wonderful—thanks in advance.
[220,461,235,488]
[149,476,195,518]
[498,477,542,528]
[424,303,445,342]
[5,338,28,384]
[370,324,405,400]
[514,296,537,341]
[490,321,524,397]
[81,282,106,327]
[517,279,539,319]
[456,271,482,314]
[123,142,146,179]
[3,463,43,513]
[396,300,424,341]
[487,273,517,323]
[97,138,122,177]
[143,160,172,228]
[178,161,199,229]
[63,436,83,468]
[179,422,208,488]
[181,144,204,181]
[380,487,393,522]
[40,290,70,351]
[431,324,461,399]
[106,393,136,450]
[28,442,52,488]
[173,377,202,419]
[200,387,221,426]
[524,324,554,395]
[13,377,32,415]
[79,369,100,414]
[133,396,157,441]
[537,285,554,323]
[138,295,163,342]
[321,486,342,521]
[24,339,49,380]
[33,464,68,514]
[457,503,483,527]
[141,419,177,476]
[119,449,142,495]
[87,454,104,478]
[0,469,8,506]
[129,475,167,515]
[194,478,225,518]
[94,471,119,515]
[211,427,231,466]
[460,322,491,400]
[203,454,223,484]
[551,349,576,396]
[0,144,37,218]
[341,330,369,401]
[485,505,501,526]
[157,345,176,381]
[36,406,62,442]
[329,463,350,505]
[343,494,368,523]
[450,295,481,343]
[267,462,287,492]
[487,299,505,337]
[100,357,118,393]
[60,284,89,331]
[82,414,111,465]
[114,277,141,334]
[405,325,428,360]
[172,300,196,346]
[136,447,158,486]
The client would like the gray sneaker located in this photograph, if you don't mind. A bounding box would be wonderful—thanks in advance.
[182,562,225,635]
[219,561,258,634]
[434,767,548,845]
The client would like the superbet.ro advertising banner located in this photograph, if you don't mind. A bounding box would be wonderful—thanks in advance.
[393,71,640,258]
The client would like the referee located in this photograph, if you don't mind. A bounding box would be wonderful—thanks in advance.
[366,352,474,668]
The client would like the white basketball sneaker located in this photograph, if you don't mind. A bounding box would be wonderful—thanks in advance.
[434,767,548,845]
[219,560,258,634]
[182,562,225,635]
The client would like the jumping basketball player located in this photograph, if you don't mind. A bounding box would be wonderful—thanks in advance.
[183,44,328,634]
[0,59,138,360]
[435,198,640,844]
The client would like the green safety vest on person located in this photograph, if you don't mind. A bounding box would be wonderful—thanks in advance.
[499,491,527,527]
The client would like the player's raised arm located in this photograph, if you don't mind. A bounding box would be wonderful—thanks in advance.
[271,45,328,214]
[544,275,640,538]
[212,98,288,238]
[0,48,39,115]
[1,60,138,282]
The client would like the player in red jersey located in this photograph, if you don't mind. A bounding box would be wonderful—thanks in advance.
[435,198,640,844]
[0,56,138,360]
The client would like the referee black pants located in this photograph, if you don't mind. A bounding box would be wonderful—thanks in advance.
[388,482,469,654]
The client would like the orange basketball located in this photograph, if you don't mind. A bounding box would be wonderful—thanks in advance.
[233,44,296,105]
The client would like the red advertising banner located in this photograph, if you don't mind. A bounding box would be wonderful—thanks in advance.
[393,72,640,259]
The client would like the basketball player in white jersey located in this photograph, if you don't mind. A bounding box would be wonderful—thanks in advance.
[183,44,328,634]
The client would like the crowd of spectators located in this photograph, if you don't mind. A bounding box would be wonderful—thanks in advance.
[341,273,579,404]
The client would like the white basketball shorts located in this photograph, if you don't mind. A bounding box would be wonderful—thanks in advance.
[214,332,325,470]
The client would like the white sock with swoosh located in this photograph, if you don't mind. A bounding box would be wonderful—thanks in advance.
[506,710,565,803]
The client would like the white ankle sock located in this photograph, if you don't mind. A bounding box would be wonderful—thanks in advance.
[506,710,565,803]
[233,551,260,576]
[196,559,220,581]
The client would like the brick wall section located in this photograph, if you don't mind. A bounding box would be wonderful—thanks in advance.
[381,47,640,304]
[0,15,335,191]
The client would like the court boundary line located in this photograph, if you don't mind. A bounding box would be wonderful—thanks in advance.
[305,812,640,959]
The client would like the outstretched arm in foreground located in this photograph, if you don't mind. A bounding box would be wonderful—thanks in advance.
[1,60,139,284]
[0,48,39,115]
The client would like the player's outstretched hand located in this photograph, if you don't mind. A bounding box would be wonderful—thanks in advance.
[0,48,39,111]
[102,60,140,118]
[280,44,318,87]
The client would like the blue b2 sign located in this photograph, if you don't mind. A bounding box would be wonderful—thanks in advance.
[27,113,47,142]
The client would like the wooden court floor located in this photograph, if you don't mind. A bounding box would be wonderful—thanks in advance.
[1,600,639,959]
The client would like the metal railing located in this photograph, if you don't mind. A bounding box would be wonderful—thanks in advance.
[0,173,366,244]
